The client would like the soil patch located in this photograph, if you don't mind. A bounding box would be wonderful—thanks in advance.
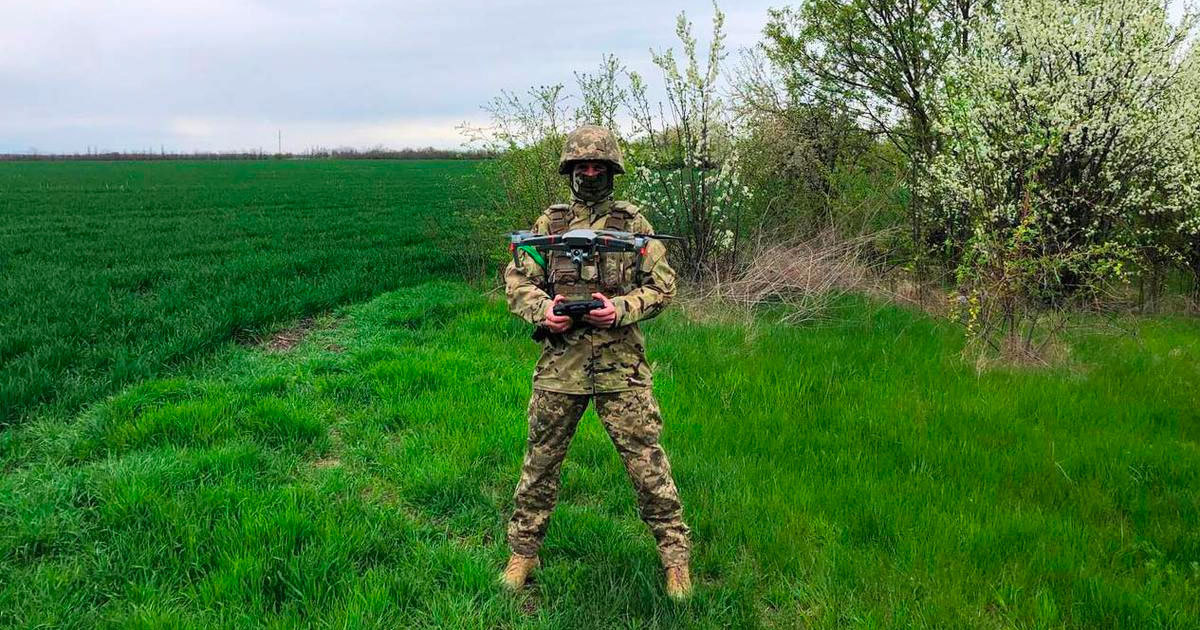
[265,317,316,351]
[236,314,346,352]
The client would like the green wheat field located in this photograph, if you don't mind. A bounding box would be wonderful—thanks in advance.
[1,161,1197,628]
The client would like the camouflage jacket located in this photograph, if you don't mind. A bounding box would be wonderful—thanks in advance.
[505,198,677,394]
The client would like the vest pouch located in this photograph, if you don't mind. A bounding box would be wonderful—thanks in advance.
[549,252,591,300]
[599,252,632,294]
[549,252,578,282]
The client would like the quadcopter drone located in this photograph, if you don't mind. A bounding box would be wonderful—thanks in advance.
[507,228,682,276]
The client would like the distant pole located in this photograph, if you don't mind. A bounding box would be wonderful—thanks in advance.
[278,130,282,156]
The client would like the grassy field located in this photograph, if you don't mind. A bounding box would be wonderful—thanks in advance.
[0,160,479,426]
[2,161,1198,628]
[2,280,1197,628]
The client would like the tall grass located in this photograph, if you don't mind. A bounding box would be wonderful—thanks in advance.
[0,160,480,426]
[2,282,1195,628]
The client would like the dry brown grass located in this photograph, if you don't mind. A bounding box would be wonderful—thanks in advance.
[696,227,881,324]
[870,277,954,318]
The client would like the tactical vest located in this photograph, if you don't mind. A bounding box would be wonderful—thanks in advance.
[543,202,635,299]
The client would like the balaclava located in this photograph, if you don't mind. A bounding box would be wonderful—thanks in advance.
[570,164,614,203]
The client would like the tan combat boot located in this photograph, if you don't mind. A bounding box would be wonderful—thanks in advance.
[500,554,539,591]
[664,565,693,600]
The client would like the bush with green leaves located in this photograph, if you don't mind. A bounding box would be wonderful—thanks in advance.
[760,0,989,273]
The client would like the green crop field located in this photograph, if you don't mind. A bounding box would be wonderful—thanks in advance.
[1,161,1198,628]
[0,160,479,426]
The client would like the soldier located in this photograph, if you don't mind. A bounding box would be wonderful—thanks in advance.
[501,125,693,599]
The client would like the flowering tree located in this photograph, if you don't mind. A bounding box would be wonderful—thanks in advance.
[1176,43,1200,299]
[624,5,751,279]
[930,0,1199,352]
[461,6,748,281]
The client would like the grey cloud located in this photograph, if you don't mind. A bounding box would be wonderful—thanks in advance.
[1,0,779,153]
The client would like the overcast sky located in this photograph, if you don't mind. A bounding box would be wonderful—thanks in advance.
[1,1,1190,154]
[0,1,782,154]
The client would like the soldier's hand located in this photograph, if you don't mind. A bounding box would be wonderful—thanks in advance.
[583,292,617,328]
[544,295,572,333]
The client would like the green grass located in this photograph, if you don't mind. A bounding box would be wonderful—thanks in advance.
[0,160,480,426]
[2,282,1196,628]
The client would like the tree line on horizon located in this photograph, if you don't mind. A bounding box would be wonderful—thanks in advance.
[0,146,495,162]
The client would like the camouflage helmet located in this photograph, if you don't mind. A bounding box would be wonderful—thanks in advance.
[558,125,625,174]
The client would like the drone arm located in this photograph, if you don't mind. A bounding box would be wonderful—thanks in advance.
[511,233,563,249]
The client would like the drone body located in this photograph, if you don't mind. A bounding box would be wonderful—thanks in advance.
[507,228,681,276]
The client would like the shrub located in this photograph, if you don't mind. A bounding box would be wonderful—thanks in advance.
[930,0,1199,352]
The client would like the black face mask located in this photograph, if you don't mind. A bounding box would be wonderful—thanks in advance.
[571,170,613,203]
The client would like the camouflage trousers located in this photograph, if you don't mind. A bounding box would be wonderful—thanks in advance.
[507,388,691,568]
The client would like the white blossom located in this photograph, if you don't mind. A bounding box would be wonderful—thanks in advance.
[926,0,1199,273]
